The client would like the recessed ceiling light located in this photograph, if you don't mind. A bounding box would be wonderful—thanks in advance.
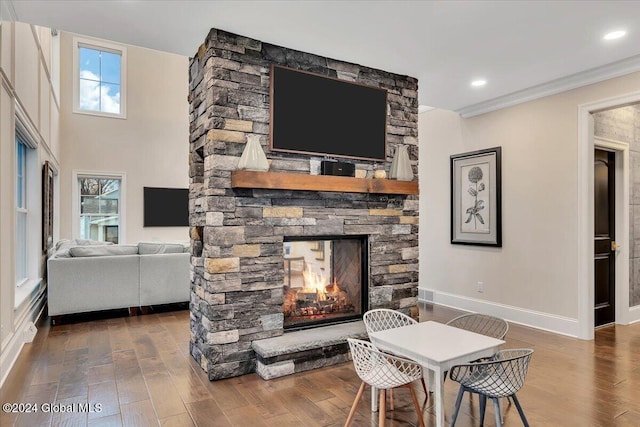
[471,79,487,87]
[603,30,626,40]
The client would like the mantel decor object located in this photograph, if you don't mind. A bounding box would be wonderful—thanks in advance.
[238,134,269,172]
[373,170,387,179]
[450,146,502,247]
[389,144,413,181]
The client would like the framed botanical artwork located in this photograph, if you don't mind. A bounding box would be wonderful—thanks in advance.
[450,147,502,247]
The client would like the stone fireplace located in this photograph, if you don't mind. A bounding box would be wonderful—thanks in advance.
[188,28,419,380]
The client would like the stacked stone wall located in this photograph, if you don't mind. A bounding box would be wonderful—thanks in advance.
[188,28,419,380]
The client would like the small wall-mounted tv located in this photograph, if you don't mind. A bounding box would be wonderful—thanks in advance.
[270,65,387,162]
[143,187,189,227]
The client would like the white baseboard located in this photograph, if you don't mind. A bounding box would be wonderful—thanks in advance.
[626,305,640,324]
[419,288,580,338]
[0,292,46,388]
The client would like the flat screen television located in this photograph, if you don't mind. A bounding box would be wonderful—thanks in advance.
[270,65,387,162]
[143,187,189,227]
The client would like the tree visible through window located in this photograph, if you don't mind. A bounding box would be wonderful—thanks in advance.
[78,45,121,114]
[79,177,121,243]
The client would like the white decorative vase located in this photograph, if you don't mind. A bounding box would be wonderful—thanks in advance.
[237,134,269,171]
[389,151,399,179]
[389,144,413,181]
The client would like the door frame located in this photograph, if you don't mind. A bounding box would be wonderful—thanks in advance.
[577,91,637,340]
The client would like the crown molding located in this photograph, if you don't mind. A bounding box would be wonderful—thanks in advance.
[456,54,640,118]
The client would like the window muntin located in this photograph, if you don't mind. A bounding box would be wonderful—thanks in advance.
[78,177,121,243]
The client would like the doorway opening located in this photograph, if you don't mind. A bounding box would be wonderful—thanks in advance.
[578,94,637,339]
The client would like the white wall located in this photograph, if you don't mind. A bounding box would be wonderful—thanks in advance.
[419,71,640,336]
[58,32,189,244]
[0,20,60,386]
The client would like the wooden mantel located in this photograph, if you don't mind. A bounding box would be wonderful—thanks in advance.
[230,170,419,195]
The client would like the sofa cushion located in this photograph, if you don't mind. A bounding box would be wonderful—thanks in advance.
[75,239,114,246]
[69,245,138,257]
[55,239,74,251]
[52,239,76,258]
[53,239,114,258]
[137,242,186,255]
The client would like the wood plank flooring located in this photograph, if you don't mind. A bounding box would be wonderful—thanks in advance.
[2,304,640,426]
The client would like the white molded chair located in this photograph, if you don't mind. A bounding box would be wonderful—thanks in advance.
[363,309,429,401]
[345,339,426,427]
[363,308,417,334]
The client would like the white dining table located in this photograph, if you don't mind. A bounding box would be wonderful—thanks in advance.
[369,320,505,427]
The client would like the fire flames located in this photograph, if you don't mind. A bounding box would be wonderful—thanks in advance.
[283,265,353,322]
[301,265,328,301]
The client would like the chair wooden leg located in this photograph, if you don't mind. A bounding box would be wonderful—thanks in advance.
[421,377,429,401]
[450,386,465,427]
[379,389,386,427]
[479,395,487,427]
[344,381,365,427]
[493,398,502,427]
[389,388,394,411]
[408,384,426,427]
[511,394,530,427]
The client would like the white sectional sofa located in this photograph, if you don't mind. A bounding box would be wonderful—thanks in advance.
[47,240,190,319]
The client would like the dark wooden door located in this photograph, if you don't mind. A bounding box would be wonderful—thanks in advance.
[594,149,615,327]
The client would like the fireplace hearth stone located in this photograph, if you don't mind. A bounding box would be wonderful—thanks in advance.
[252,321,367,380]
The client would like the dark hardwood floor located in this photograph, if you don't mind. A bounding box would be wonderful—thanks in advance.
[1,303,640,426]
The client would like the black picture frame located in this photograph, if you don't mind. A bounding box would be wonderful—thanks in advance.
[42,161,54,252]
[450,147,502,247]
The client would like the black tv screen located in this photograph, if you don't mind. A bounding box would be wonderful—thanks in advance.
[270,65,387,161]
[143,187,189,227]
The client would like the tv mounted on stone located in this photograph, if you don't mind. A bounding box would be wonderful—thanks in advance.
[269,65,388,162]
[143,187,188,227]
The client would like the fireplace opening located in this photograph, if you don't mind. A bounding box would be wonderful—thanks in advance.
[283,235,368,330]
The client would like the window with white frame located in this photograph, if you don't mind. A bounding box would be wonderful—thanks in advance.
[15,135,28,286]
[78,176,122,243]
[73,37,126,118]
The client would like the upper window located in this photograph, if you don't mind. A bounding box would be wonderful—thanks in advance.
[73,37,127,118]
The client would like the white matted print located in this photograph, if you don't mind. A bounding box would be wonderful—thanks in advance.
[451,147,502,247]
[460,161,491,234]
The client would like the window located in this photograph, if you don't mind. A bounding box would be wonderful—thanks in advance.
[14,115,43,307]
[73,37,126,118]
[77,176,122,243]
[15,136,28,286]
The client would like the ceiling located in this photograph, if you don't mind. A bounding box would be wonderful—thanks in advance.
[7,0,640,115]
